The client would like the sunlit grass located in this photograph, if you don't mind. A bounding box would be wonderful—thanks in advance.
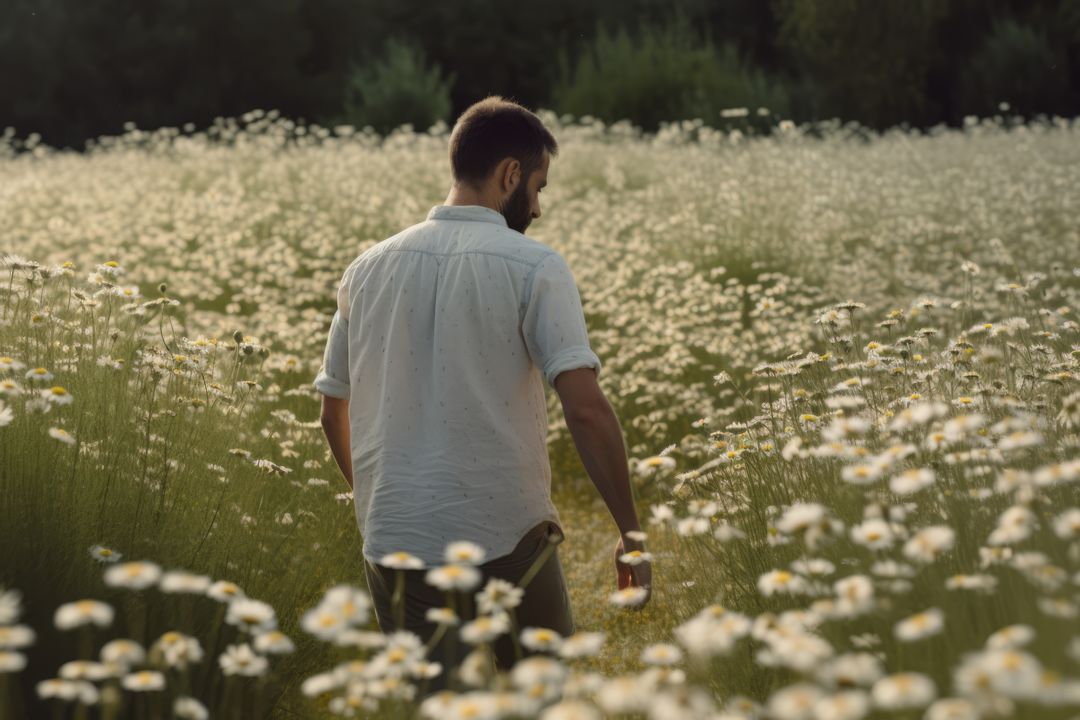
[1,109,1079,718]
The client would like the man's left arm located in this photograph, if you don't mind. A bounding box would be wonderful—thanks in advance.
[320,395,353,491]
[314,306,353,491]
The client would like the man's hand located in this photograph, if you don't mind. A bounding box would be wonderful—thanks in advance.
[614,535,652,608]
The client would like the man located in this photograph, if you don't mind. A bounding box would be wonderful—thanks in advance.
[314,95,652,690]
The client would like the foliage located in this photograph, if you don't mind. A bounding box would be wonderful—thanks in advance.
[957,17,1073,118]
[550,14,790,132]
[334,37,455,136]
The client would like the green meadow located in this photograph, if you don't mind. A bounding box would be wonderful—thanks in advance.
[1,111,1079,719]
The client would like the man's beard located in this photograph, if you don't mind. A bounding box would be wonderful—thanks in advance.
[498,180,532,233]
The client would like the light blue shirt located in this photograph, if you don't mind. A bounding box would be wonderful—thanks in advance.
[314,204,602,568]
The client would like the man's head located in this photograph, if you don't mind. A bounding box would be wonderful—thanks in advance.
[448,96,558,233]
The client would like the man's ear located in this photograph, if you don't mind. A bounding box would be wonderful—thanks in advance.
[500,157,520,194]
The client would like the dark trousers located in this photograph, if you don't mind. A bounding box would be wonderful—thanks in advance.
[364,520,575,696]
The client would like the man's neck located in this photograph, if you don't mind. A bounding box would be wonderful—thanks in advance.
[444,184,500,212]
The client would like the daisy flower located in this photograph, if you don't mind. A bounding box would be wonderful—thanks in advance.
[640,642,682,666]
[380,551,424,570]
[54,600,114,630]
[475,578,523,614]
[894,608,944,641]
[460,612,511,644]
[521,627,564,653]
[426,563,482,593]
[608,586,649,608]
[122,670,165,692]
[48,427,75,445]
[225,598,277,634]
[218,643,268,676]
[88,545,121,564]
[103,561,162,590]
[444,541,487,565]
[558,631,606,659]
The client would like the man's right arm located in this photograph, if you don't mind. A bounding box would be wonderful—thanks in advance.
[554,368,642,545]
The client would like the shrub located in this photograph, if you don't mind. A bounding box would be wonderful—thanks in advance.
[550,14,791,133]
[957,18,1072,119]
[336,37,455,136]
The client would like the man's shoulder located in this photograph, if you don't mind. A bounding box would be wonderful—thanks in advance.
[377,220,557,269]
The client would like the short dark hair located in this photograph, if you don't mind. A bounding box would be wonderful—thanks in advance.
[448,95,558,189]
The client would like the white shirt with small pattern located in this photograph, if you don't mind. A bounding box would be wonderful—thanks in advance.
[313,204,602,568]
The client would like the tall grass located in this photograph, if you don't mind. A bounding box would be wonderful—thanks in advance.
[1,110,1078,718]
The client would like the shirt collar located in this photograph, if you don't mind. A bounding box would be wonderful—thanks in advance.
[426,204,508,228]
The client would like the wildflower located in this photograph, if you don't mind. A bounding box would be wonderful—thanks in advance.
[100,639,145,670]
[218,643,268,676]
[889,467,935,495]
[758,570,810,597]
[768,682,825,720]
[426,563,482,593]
[987,505,1036,545]
[1052,508,1080,539]
[986,624,1035,650]
[54,600,114,630]
[0,652,27,673]
[833,575,874,616]
[121,669,165,691]
[850,519,895,550]
[103,561,162,590]
[253,630,295,655]
[816,652,884,688]
[636,455,676,475]
[776,503,828,534]
[894,608,944,641]
[0,624,35,650]
[945,574,998,592]
[0,400,12,428]
[609,586,649,608]
[445,540,487,565]
[159,571,212,595]
[460,612,511,644]
[841,461,885,485]
[206,580,245,603]
[812,690,870,720]
[48,427,75,445]
[924,698,979,720]
[25,367,53,382]
[618,549,653,565]
[225,598,277,634]
[174,696,210,720]
[426,607,460,626]
[521,627,564,653]
[380,551,424,570]
[640,642,682,666]
[42,385,74,405]
[871,672,936,709]
[902,526,955,563]
[475,578,523,614]
[88,545,121,564]
[558,631,606,659]
[151,631,203,669]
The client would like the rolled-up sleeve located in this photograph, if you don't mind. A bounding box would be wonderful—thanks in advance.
[313,309,350,399]
[314,261,357,399]
[521,252,602,389]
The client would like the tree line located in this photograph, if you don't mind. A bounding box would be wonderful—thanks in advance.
[1,0,1077,150]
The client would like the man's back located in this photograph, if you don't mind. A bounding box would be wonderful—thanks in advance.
[314,203,602,567]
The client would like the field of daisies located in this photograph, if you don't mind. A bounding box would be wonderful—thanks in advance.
[1,108,1079,719]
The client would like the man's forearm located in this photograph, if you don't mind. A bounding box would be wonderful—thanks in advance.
[564,405,641,538]
[321,416,353,491]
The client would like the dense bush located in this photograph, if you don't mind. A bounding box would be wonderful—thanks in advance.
[550,15,790,132]
[957,18,1072,118]
[334,38,454,135]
